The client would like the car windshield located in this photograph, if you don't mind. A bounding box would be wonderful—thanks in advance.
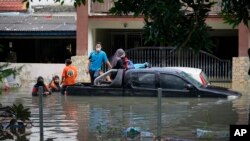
[179,71,203,88]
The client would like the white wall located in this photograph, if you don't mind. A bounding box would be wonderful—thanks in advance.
[88,27,94,56]
[0,63,65,86]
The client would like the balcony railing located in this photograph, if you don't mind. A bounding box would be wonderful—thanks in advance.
[90,0,222,15]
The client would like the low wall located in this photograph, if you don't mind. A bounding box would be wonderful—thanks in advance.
[1,55,250,90]
[0,55,90,87]
[71,55,90,83]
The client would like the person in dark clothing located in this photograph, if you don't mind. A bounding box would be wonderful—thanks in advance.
[111,48,150,70]
[32,76,51,96]
[6,46,17,62]
[111,48,128,69]
[110,48,136,80]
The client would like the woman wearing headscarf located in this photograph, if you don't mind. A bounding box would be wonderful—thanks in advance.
[111,48,128,69]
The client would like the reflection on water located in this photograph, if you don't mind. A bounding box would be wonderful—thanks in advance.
[210,82,232,88]
[0,85,249,141]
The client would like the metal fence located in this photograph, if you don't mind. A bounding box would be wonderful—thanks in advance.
[125,47,232,82]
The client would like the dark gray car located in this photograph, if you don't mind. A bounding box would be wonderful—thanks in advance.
[66,68,241,98]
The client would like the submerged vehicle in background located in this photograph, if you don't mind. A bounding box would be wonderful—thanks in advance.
[0,74,21,89]
[66,68,241,99]
[167,67,210,86]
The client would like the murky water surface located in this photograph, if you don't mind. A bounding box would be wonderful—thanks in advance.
[0,84,249,141]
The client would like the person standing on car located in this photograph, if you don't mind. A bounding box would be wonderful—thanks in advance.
[61,59,78,94]
[86,42,112,84]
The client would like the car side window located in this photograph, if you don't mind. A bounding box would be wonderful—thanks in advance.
[131,72,155,88]
[160,74,187,90]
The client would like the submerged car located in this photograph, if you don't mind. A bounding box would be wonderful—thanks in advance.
[66,68,241,98]
[0,74,21,89]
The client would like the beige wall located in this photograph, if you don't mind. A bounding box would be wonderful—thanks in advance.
[232,57,250,90]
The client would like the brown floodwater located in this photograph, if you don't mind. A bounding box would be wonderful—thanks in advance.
[0,84,249,141]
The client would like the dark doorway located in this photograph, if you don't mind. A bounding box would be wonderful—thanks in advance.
[111,32,142,52]
[210,36,238,60]
[0,39,76,63]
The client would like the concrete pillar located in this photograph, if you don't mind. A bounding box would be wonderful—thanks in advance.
[76,2,89,56]
[238,22,249,57]
[232,22,250,91]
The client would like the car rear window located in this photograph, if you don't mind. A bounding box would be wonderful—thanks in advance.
[200,72,210,85]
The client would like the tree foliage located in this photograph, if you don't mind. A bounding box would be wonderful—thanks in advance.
[10,104,31,121]
[110,0,215,52]
[221,0,250,28]
[0,103,31,140]
[21,0,250,52]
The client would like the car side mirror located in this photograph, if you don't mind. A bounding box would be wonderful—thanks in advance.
[186,84,194,90]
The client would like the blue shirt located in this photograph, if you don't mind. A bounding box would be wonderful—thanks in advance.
[89,50,108,71]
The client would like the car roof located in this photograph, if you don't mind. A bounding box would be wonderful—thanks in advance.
[165,67,202,74]
[126,67,184,74]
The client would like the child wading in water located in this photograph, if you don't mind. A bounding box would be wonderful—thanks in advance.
[49,75,61,92]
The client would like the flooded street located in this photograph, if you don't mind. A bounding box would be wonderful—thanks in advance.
[0,84,249,141]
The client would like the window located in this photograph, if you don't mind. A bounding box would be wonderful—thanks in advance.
[131,73,155,88]
[160,74,187,90]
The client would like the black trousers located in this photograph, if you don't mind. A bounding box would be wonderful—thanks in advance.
[89,70,100,85]
[61,85,73,95]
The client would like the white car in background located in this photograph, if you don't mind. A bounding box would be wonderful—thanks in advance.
[0,74,21,89]
[167,67,210,86]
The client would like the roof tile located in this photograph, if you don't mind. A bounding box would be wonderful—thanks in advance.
[0,15,76,31]
[0,0,27,11]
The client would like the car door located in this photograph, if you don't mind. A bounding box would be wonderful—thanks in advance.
[159,73,196,97]
[130,72,158,97]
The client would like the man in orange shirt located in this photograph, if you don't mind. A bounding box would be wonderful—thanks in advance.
[61,59,78,94]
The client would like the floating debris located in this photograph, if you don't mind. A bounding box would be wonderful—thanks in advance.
[195,128,229,138]
[164,137,194,141]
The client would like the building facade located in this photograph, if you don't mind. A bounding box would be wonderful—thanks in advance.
[77,0,244,59]
[0,0,250,89]
[76,0,250,89]
[0,0,76,63]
